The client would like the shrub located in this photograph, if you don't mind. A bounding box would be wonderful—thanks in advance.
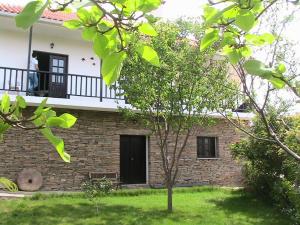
[231,111,300,224]
[81,177,113,213]
[81,177,113,198]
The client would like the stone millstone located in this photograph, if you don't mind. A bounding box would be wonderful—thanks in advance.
[17,168,43,191]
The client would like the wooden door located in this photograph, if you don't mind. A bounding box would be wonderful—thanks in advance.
[49,55,68,98]
[120,135,146,184]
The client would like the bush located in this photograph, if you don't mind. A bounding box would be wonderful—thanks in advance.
[81,177,113,198]
[231,112,300,224]
[81,177,113,213]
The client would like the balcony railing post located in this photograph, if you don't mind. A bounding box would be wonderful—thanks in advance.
[26,26,33,95]
[100,76,103,102]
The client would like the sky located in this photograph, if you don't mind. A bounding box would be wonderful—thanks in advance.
[1,0,299,112]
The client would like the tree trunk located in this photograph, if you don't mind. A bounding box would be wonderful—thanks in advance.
[167,184,173,212]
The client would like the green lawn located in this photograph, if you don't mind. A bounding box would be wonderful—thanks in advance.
[0,187,292,225]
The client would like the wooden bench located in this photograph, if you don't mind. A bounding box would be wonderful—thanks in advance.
[88,172,121,189]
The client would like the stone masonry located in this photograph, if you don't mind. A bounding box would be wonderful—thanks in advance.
[0,108,243,190]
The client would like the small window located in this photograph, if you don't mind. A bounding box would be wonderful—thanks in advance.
[197,137,218,158]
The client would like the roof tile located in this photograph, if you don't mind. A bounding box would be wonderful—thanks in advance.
[0,3,77,22]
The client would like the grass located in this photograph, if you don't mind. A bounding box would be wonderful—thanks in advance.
[0,186,292,225]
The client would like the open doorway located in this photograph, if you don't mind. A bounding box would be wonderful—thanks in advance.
[33,50,68,98]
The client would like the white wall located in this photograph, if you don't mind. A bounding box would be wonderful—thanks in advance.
[0,17,100,76]
[0,15,125,107]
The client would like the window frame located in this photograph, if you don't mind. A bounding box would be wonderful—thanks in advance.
[196,136,219,159]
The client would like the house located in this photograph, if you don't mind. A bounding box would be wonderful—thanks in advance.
[0,3,249,191]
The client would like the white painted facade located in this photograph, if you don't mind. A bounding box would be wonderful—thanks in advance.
[0,13,125,110]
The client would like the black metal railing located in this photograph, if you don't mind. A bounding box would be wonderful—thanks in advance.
[0,66,125,101]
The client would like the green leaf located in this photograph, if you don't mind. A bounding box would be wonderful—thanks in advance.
[223,6,239,19]
[63,20,82,30]
[269,77,286,89]
[82,27,97,41]
[33,117,70,162]
[244,59,274,79]
[45,113,76,129]
[245,33,275,46]
[90,5,103,21]
[15,0,49,29]
[223,45,242,64]
[276,63,286,74]
[200,29,219,51]
[204,4,237,26]
[16,96,27,109]
[34,98,48,116]
[42,128,70,162]
[136,45,160,67]
[203,4,219,24]
[77,7,90,23]
[1,93,10,113]
[220,32,236,47]
[235,10,256,32]
[138,23,157,36]
[0,120,10,141]
[46,117,66,128]
[101,52,127,85]
[59,113,77,128]
[137,0,161,13]
[240,46,252,57]
[93,34,110,58]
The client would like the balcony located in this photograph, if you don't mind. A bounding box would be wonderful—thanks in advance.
[0,66,125,102]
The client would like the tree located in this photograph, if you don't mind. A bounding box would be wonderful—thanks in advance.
[118,20,238,212]
[201,0,300,161]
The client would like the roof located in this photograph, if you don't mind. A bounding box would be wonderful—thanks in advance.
[0,3,77,22]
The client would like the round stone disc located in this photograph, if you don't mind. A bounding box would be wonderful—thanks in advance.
[17,168,43,191]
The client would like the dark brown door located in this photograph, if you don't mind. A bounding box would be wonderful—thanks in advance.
[120,135,146,184]
[49,55,67,98]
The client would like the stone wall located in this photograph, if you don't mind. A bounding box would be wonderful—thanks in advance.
[0,108,243,190]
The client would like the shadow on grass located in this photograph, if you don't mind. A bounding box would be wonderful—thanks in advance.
[207,191,292,225]
[1,202,188,225]
[0,191,292,225]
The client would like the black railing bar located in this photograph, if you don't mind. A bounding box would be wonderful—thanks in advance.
[21,70,24,91]
[3,68,6,89]
[85,77,88,97]
[0,67,105,80]
[8,69,12,90]
[80,76,82,96]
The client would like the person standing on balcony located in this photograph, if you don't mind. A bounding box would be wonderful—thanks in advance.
[28,52,39,95]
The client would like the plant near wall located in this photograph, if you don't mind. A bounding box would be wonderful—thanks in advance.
[15,0,163,85]
[231,106,300,223]
[0,177,18,192]
[118,20,238,212]
[201,0,300,162]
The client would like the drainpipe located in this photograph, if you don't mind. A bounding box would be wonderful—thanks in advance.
[27,26,33,71]
[26,26,33,94]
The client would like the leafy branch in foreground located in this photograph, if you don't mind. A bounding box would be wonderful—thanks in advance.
[202,0,299,94]
[201,0,300,161]
[15,0,162,85]
[0,93,76,162]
